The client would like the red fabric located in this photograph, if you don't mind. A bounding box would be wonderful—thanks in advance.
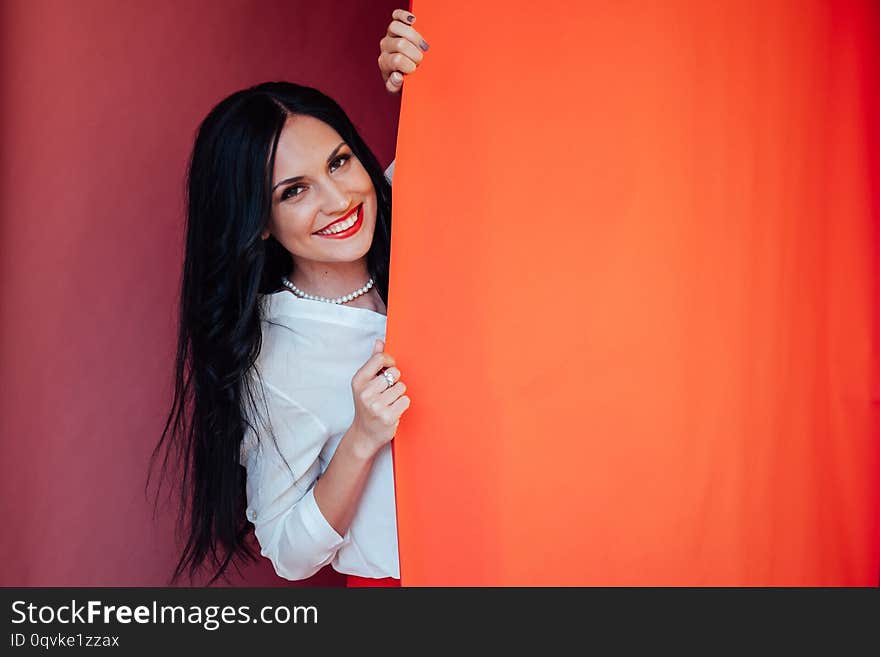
[0,0,402,587]
[346,575,401,588]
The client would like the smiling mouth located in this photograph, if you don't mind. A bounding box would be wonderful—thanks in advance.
[314,204,361,235]
[313,204,363,238]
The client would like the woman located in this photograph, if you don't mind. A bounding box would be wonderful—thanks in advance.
[153,9,429,587]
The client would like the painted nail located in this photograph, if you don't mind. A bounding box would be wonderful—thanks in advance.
[420,40,430,51]
[406,14,415,23]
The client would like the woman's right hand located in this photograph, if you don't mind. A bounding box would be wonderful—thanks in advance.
[378,9,429,93]
[350,338,411,453]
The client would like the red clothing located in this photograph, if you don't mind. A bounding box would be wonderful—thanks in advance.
[346,575,400,587]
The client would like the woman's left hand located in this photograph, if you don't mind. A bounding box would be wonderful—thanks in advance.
[378,9,430,93]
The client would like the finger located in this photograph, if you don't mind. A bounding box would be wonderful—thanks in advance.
[387,71,403,88]
[380,34,424,64]
[389,395,411,416]
[391,9,416,25]
[364,369,403,399]
[385,20,429,52]
[378,51,417,76]
[353,352,396,388]
[379,380,407,404]
[382,366,401,382]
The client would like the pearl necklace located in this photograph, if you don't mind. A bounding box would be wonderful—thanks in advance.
[281,275,375,305]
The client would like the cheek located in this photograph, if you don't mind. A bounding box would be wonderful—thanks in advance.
[351,161,375,195]
[273,204,318,238]
[356,175,378,212]
[365,192,379,227]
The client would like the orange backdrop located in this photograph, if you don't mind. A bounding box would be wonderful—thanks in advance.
[387,0,880,585]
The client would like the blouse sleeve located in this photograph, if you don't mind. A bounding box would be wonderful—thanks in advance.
[240,381,348,581]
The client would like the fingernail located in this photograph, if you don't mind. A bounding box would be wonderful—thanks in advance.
[391,72,402,84]
[406,14,415,23]
[420,40,430,51]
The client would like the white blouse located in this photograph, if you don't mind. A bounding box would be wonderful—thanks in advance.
[239,292,398,580]
[239,161,398,581]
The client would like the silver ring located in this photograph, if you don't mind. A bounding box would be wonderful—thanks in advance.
[382,370,396,389]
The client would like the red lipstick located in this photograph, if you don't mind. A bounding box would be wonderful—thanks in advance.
[313,204,363,240]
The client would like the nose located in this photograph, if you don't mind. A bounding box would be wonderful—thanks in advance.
[320,178,350,215]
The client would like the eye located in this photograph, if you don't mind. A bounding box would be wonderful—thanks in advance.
[281,184,306,201]
[329,153,351,173]
[279,153,351,201]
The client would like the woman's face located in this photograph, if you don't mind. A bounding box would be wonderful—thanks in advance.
[262,114,377,269]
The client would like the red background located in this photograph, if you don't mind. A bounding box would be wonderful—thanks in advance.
[0,0,402,586]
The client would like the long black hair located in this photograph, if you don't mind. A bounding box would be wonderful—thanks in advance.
[148,81,392,585]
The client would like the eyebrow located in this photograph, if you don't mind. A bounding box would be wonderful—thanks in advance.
[272,141,347,192]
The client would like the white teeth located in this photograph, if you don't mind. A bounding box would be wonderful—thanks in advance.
[316,210,358,235]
